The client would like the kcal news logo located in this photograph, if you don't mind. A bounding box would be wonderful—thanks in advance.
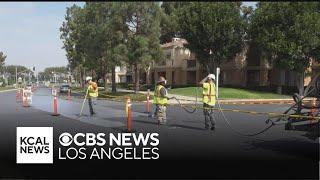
[16,127,53,164]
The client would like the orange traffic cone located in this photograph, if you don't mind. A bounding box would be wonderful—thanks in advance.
[23,95,29,107]
[52,96,60,116]
[145,90,150,113]
[16,89,21,103]
[126,98,132,132]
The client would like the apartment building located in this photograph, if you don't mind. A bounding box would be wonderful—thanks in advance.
[148,38,318,92]
[149,38,206,86]
[105,66,127,84]
[243,43,317,93]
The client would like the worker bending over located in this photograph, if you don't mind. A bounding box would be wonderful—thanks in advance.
[86,76,98,116]
[200,74,216,130]
[153,76,169,125]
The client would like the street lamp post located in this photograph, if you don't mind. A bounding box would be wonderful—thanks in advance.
[209,49,220,98]
[52,71,57,85]
[15,67,17,88]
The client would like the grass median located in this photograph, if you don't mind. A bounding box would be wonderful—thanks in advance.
[71,87,152,102]
[169,87,291,99]
[99,92,152,102]
[0,87,15,92]
[71,87,85,92]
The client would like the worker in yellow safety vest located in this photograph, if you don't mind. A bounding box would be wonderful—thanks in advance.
[86,76,98,116]
[200,74,216,130]
[153,76,169,125]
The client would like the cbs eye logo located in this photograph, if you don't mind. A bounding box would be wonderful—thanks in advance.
[59,133,73,146]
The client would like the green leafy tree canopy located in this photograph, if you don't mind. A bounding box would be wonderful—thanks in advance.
[176,2,246,73]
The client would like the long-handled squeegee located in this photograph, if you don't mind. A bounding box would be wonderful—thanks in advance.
[79,88,89,117]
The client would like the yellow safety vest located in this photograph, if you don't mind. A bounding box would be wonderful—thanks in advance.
[88,83,98,98]
[153,85,168,105]
[203,82,216,106]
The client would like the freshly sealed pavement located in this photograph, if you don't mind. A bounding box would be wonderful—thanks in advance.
[0,88,318,179]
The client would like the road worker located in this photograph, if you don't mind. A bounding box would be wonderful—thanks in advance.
[200,74,216,130]
[153,76,169,125]
[86,76,98,116]
[150,84,159,118]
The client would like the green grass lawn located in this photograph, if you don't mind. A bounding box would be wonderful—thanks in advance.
[169,87,291,99]
[71,87,151,102]
[0,87,15,91]
[99,91,152,102]
[71,87,85,92]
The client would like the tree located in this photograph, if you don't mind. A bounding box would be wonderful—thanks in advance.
[176,2,246,73]
[5,65,29,75]
[61,2,163,93]
[61,3,129,92]
[3,65,31,85]
[250,2,320,95]
[241,5,254,19]
[0,51,6,72]
[124,2,164,92]
[0,52,6,85]
[60,4,88,88]
[42,66,68,82]
[96,2,128,93]
[159,2,188,44]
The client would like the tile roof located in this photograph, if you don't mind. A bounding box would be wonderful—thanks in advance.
[161,38,188,48]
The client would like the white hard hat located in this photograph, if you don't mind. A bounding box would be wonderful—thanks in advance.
[157,76,166,83]
[207,74,215,80]
[86,76,92,81]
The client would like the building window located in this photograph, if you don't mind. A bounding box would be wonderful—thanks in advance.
[268,70,272,84]
[172,71,175,85]
[247,70,260,86]
[187,60,196,68]
[187,71,197,85]
[166,53,171,60]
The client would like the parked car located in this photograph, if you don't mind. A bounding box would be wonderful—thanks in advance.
[59,84,71,93]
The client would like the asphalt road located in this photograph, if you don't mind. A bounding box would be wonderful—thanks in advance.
[0,87,318,179]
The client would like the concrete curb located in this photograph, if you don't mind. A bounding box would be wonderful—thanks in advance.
[219,100,295,105]
[76,88,315,105]
[116,88,299,105]
[142,100,296,105]
[166,99,316,105]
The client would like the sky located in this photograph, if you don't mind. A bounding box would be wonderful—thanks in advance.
[0,2,84,73]
[242,1,257,8]
[0,2,257,73]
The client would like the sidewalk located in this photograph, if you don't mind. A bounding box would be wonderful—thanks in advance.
[116,88,310,105]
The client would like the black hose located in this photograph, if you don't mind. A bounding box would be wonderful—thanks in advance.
[171,94,278,137]
[169,86,200,114]
[216,98,278,137]
[170,96,197,113]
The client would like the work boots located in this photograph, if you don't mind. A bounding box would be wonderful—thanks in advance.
[158,118,166,125]
[205,126,215,131]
